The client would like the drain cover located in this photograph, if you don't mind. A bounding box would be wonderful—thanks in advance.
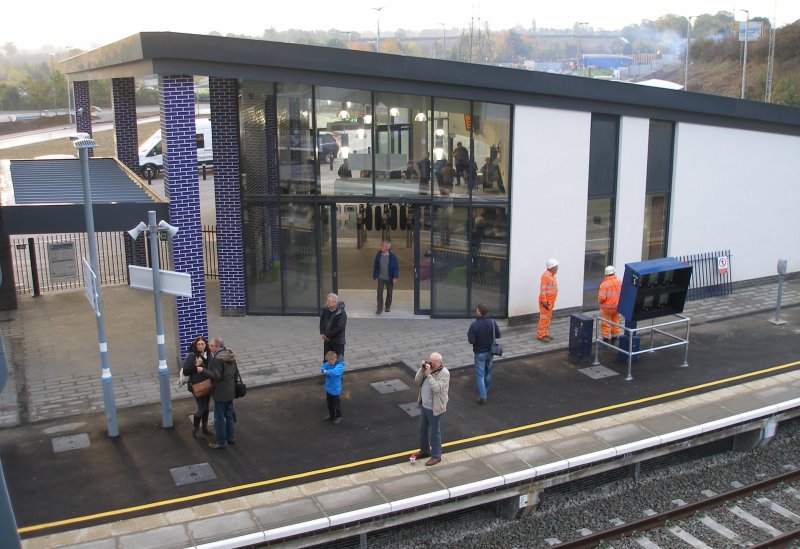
[398,402,420,417]
[371,379,410,394]
[170,463,217,486]
[578,365,619,379]
[52,433,91,453]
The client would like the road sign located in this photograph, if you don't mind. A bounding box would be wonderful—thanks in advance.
[82,257,100,316]
[128,265,193,298]
[717,255,729,275]
[738,22,763,42]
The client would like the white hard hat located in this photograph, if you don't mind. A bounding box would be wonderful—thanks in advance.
[604,265,616,275]
[546,258,559,269]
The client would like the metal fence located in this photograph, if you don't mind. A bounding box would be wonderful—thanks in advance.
[11,226,218,296]
[675,249,733,301]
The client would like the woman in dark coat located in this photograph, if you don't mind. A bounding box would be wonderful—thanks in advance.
[182,335,211,438]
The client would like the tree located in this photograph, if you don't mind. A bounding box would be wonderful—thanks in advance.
[2,42,17,57]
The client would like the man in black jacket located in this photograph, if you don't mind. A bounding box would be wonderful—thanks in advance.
[206,337,238,449]
[467,303,501,405]
[320,293,347,358]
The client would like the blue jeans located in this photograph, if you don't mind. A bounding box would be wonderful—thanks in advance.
[418,407,442,459]
[473,351,493,400]
[214,400,235,446]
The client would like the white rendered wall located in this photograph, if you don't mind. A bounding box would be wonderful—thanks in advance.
[670,123,800,280]
[613,117,649,268]
[508,106,591,318]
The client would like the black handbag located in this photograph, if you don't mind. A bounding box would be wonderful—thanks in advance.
[490,320,503,357]
[234,369,246,398]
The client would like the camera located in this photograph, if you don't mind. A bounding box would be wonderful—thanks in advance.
[424,361,432,369]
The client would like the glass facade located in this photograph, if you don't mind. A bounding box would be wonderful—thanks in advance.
[642,120,674,260]
[584,114,619,309]
[238,79,511,317]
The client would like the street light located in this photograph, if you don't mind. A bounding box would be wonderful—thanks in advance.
[437,22,446,59]
[685,16,697,91]
[128,211,179,429]
[737,9,750,99]
[70,133,119,437]
[372,6,384,52]
[336,29,352,49]
[576,22,589,74]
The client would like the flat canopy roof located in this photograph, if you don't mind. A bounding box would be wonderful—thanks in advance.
[60,32,800,135]
[0,158,168,234]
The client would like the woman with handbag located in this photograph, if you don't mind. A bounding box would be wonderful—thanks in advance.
[182,336,212,438]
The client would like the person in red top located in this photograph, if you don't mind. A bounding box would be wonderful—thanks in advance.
[598,265,622,343]
[538,258,559,342]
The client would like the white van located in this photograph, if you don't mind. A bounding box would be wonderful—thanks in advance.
[138,118,213,179]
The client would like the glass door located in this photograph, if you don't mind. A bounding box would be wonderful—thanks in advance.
[429,204,470,317]
[413,205,431,315]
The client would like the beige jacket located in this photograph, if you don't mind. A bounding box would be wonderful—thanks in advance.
[416,365,450,416]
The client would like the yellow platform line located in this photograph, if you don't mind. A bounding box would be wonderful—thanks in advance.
[19,359,800,535]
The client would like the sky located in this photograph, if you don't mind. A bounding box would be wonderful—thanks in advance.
[4,0,799,52]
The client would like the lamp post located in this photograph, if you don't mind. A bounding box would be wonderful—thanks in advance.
[437,22,446,59]
[71,133,119,437]
[372,6,384,52]
[576,22,588,74]
[738,8,750,99]
[684,16,696,91]
[336,30,352,49]
[128,211,179,428]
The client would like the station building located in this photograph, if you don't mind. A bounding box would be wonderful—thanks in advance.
[59,32,800,354]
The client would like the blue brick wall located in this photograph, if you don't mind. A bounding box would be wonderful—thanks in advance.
[159,75,208,358]
[112,77,139,172]
[209,77,246,316]
[73,81,93,157]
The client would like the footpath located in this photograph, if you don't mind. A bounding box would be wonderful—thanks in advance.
[0,277,797,427]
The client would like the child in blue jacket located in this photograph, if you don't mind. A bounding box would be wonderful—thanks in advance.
[321,351,346,424]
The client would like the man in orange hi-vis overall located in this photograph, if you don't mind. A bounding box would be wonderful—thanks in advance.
[537,258,559,342]
[598,265,622,343]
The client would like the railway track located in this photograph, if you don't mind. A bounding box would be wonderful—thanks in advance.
[551,468,800,548]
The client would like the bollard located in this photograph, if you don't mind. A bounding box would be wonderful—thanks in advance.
[769,258,788,325]
[28,238,41,297]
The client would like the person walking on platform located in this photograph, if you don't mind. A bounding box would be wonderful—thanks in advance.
[320,293,347,358]
[598,265,622,343]
[206,337,239,449]
[411,352,450,466]
[182,335,212,438]
[373,241,399,314]
[321,351,346,424]
[538,258,559,342]
[467,304,501,405]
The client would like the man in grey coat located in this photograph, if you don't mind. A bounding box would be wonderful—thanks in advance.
[206,337,238,449]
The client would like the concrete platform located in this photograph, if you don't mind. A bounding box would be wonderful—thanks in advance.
[3,300,799,547]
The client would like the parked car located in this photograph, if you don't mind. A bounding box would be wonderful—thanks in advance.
[138,118,213,179]
[317,131,340,163]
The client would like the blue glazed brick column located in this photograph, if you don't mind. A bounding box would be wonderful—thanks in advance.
[73,80,93,156]
[112,77,139,172]
[209,77,246,316]
[159,74,208,357]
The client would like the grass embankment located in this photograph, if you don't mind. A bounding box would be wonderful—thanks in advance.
[0,120,161,161]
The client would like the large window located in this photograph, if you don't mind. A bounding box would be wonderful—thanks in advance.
[316,87,372,196]
[240,78,513,318]
[373,92,431,198]
[276,83,314,195]
[471,102,511,203]
[584,114,619,308]
[642,120,674,260]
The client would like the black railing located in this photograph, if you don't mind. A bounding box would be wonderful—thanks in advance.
[11,226,219,295]
[675,249,733,301]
